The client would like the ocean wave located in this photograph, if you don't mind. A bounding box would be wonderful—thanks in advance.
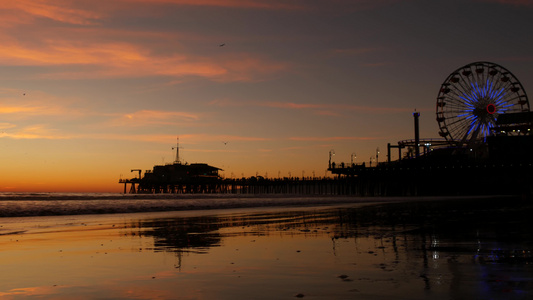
[0,192,504,218]
[0,194,384,218]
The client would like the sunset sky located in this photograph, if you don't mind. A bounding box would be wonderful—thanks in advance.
[1,0,532,192]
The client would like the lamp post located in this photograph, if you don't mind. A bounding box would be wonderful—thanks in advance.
[329,149,335,168]
[376,147,380,164]
[351,152,356,165]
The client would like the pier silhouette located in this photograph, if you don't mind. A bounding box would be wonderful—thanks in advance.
[121,62,533,198]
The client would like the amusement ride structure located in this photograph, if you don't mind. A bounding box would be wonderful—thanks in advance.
[436,61,529,146]
[384,61,531,162]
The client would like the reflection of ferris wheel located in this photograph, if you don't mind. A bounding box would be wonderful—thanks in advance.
[436,61,529,146]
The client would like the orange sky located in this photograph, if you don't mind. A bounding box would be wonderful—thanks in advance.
[1,0,532,192]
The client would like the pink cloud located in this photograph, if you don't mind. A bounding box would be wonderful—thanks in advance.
[0,1,103,25]
[2,124,70,140]
[125,0,306,10]
[0,32,288,81]
[109,110,201,127]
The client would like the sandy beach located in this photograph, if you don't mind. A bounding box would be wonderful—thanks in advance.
[0,195,532,299]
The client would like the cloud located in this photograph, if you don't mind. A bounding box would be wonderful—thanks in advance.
[77,133,270,144]
[0,1,103,25]
[109,110,201,127]
[0,286,56,297]
[125,0,306,10]
[0,123,16,130]
[1,124,71,140]
[209,99,413,114]
[125,0,405,12]
[178,133,270,142]
[288,136,378,142]
[0,37,288,81]
[0,106,40,114]
[0,91,86,119]
[0,1,292,83]
[0,0,404,31]
[0,104,80,118]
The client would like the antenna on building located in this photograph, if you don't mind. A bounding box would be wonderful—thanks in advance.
[172,137,182,164]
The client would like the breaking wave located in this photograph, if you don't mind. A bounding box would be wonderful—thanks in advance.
[0,192,399,218]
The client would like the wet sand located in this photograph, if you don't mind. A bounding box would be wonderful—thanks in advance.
[0,196,532,299]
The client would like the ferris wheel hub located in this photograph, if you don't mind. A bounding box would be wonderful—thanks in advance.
[486,104,496,115]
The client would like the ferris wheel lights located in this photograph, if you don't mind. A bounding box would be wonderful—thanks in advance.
[437,62,529,145]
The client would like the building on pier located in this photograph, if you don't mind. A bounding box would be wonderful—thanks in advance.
[119,138,223,194]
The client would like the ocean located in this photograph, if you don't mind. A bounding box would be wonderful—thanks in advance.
[0,192,424,218]
[0,193,531,299]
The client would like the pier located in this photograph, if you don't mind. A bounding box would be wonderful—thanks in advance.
[120,61,533,199]
[120,159,533,197]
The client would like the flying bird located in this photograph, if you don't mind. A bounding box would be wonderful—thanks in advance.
[222,141,228,145]
[219,43,225,47]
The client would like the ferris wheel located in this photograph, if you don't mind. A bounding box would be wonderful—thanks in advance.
[436,61,529,146]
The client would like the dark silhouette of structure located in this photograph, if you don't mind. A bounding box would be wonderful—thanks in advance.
[120,138,223,194]
[121,62,533,197]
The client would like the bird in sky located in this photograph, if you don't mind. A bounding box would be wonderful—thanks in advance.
[222,141,228,145]
[219,43,225,47]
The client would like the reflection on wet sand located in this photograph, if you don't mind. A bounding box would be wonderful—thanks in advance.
[1,197,532,299]
[130,197,533,298]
